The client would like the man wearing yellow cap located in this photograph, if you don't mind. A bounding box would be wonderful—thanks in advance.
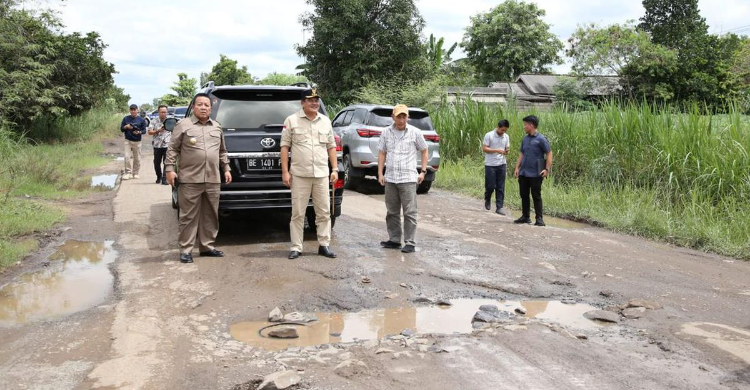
[377,104,428,253]
[280,88,339,260]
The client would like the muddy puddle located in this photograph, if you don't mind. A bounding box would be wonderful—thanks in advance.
[679,322,750,365]
[231,299,608,351]
[0,240,117,326]
[91,174,118,190]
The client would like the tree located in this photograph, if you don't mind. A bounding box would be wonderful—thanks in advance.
[203,54,255,86]
[461,0,563,84]
[139,103,153,113]
[160,73,197,106]
[638,0,734,105]
[0,2,120,133]
[297,0,429,102]
[258,72,308,86]
[425,34,457,71]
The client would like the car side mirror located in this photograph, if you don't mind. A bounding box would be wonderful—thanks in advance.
[164,117,178,132]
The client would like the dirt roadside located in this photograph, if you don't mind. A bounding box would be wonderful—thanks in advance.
[0,140,748,390]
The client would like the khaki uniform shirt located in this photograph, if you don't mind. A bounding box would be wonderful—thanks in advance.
[165,115,230,184]
[281,110,336,178]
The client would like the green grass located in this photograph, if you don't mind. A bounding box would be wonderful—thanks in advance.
[0,108,121,268]
[432,101,750,260]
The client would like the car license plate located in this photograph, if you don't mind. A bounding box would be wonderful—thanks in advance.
[246,157,280,170]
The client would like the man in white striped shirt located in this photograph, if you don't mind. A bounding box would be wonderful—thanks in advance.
[377,104,428,253]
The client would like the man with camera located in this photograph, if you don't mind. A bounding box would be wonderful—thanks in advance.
[120,103,147,180]
[147,105,171,185]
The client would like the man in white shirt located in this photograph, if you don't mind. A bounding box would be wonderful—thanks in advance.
[377,104,429,253]
[482,120,510,215]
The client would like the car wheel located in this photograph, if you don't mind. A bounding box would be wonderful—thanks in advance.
[306,212,336,231]
[343,154,361,190]
[417,180,432,194]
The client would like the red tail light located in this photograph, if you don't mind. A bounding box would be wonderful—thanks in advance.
[334,134,342,151]
[431,165,440,170]
[357,128,382,138]
[334,179,345,189]
[424,134,440,143]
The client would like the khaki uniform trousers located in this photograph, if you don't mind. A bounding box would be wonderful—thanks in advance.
[123,140,141,175]
[290,176,330,252]
[178,183,220,254]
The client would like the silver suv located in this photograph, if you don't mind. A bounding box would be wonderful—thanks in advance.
[332,104,440,194]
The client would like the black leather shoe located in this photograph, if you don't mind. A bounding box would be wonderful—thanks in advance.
[288,251,300,260]
[161,178,168,185]
[180,253,193,263]
[380,240,402,249]
[199,249,224,257]
[484,199,491,210]
[514,217,532,224]
[318,246,337,258]
[534,218,546,227]
[401,244,416,253]
[496,209,506,215]
[155,177,161,184]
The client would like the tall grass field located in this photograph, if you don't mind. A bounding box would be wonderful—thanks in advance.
[0,108,121,268]
[431,101,750,259]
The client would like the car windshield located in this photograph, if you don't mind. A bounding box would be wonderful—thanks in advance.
[211,90,326,129]
[368,109,434,131]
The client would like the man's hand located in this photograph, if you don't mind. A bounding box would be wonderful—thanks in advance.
[378,175,386,186]
[224,171,232,184]
[125,124,133,130]
[540,169,549,178]
[282,172,292,188]
[417,171,426,184]
[329,171,338,184]
[514,167,520,178]
[166,171,177,186]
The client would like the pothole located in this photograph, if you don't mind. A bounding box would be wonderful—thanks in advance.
[679,322,750,365]
[91,174,118,190]
[0,240,118,326]
[230,299,609,351]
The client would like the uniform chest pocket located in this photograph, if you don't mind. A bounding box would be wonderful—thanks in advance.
[185,129,203,146]
[206,130,222,148]
[318,130,330,144]
[292,128,310,143]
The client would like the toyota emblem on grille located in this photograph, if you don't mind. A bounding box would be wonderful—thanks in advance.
[260,138,276,149]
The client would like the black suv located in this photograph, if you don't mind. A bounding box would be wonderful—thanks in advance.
[172,82,344,227]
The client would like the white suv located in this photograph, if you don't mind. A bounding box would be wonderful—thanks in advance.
[332,104,440,194]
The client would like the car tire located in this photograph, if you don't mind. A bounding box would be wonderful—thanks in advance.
[417,180,432,194]
[343,154,361,190]
[306,212,336,231]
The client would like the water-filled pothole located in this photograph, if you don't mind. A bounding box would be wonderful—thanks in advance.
[91,174,118,190]
[230,299,608,351]
[0,240,117,326]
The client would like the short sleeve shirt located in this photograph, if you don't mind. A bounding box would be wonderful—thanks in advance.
[281,110,336,178]
[518,132,551,178]
[148,117,172,148]
[483,130,510,166]
[377,124,428,184]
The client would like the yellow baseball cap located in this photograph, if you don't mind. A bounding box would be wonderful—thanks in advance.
[392,104,409,117]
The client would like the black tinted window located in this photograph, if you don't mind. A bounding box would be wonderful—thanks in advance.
[342,111,354,126]
[332,112,347,127]
[367,109,434,131]
[174,107,187,115]
[353,108,367,124]
[209,90,323,129]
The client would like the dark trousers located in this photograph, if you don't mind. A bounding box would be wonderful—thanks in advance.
[153,147,167,180]
[484,165,507,209]
[518,175,544,219]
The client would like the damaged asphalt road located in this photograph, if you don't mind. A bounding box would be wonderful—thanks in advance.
[0,153,749,390]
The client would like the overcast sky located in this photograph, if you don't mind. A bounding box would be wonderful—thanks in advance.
[43,0,750,105]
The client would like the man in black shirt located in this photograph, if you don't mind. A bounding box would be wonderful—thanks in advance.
[120,104,147,180]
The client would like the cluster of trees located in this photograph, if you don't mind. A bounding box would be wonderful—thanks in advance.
[295,0,749,108]
[0,0,128,135]
[150,55,308,108]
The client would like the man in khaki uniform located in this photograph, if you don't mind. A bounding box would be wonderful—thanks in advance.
[281,88,338,260]
[165,93,232,263]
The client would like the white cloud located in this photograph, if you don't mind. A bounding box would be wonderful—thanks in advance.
[48,0,749,104]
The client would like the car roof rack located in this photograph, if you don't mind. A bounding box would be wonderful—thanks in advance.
[290,82,310,88]
[201,81,215,90]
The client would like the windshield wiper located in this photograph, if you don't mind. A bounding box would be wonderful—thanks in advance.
[261,124,285,129]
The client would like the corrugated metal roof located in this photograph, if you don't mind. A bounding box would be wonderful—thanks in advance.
[516,74,559,95]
